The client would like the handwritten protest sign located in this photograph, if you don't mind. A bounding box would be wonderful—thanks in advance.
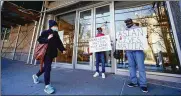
[89,35,112,53]
[116,27,148,50]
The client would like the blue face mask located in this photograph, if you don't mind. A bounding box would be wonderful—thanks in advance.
[51,27,58,32]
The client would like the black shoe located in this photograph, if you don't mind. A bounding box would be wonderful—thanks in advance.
[127,83,138,87]
[141,87,148,93]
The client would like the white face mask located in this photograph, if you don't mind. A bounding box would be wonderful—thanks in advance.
[51,27,58,32]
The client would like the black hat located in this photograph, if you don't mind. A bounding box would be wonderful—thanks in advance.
[124,18,133,23]
[49,20,58,28]
[97,27,102,31]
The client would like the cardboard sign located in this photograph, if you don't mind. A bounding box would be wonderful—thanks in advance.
[89,35,112,53]
[116,27,148,50]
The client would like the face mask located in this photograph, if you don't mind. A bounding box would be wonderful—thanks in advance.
[126,23,133,28]
[98,30,102,33]
[125,21,133,28]
[51,27,58,32]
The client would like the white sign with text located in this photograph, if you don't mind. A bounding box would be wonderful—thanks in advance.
[89,35,112,53]
[116,27,148,50]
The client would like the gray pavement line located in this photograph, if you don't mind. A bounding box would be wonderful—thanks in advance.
[148,82,181,90]
[120,79,126,96]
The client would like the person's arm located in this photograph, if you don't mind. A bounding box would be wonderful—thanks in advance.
[55,32,66,52]
[37,31,49,44]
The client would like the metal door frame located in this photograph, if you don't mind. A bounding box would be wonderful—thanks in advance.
[74,2,115,73]
[74,8,94,70]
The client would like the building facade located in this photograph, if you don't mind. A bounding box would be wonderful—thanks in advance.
[1,1,181,82]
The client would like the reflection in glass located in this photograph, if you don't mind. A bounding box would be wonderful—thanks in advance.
[115,2,181,74]
[56,12,76,64]
[95,5,111,67]
[77,10,92,65]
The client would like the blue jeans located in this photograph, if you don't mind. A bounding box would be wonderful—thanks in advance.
[36,55,53,85]
[126,50,147,87]
[96,52,105,73]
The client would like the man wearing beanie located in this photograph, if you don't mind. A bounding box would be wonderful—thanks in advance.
[124,18,148,93]
[93,27,106,79]
[32,20,66,94]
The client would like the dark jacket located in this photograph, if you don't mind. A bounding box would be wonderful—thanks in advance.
[37,29,66,58]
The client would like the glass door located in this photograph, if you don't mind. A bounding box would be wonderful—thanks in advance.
[114,1,181,74]
[56,12,76,65]
[93,5,113,72]
[75,4,114,72]
[75,9,93,70]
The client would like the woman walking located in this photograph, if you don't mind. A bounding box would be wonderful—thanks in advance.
[32,20,66,94]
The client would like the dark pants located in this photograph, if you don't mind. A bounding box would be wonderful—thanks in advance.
[96,52,105,73]
[36,55,53,85]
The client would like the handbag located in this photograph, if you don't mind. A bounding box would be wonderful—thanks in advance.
[34,43,48,72]
[114,50,121,59]
[113,39,121,59]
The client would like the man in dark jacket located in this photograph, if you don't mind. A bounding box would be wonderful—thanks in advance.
[32,20,66,94]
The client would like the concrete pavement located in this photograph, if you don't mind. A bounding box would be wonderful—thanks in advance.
[1,58,181,95]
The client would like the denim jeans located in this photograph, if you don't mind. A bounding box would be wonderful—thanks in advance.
[126,50,147,87]
[96,52,105,73]
[36,55,53,85]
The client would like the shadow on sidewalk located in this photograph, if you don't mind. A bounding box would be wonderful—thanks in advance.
[1,58,181,95]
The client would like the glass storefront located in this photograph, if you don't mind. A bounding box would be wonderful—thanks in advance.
[55,1,181,74]
[77,10,92,65]
[56,12,76,64]
[114,1,181,74]
[95,5,112,67]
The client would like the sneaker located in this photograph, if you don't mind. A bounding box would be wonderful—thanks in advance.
[141,87,148,93]
[32,74,39,84]
[102,73,106,79]
[44,85,55,94]
[49,84,54,90]
[127,83,138,87]
[93,72,99,77]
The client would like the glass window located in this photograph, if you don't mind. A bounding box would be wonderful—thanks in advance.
[95,5,112,67]
[115,2,181,74]
[56,12,76,64]
[1,27,10,40]
[77,10,92,65]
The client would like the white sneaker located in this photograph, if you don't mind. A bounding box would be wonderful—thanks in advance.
[44,85,55,94]
[93,72,99,77]
[102,73,106,79]
[32,74,39,84]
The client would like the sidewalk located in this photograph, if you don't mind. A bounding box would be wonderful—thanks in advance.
[1,58,181,95]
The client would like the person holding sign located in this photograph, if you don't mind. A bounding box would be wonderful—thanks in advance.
[124,18,148,93]
[93,27,106,79]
